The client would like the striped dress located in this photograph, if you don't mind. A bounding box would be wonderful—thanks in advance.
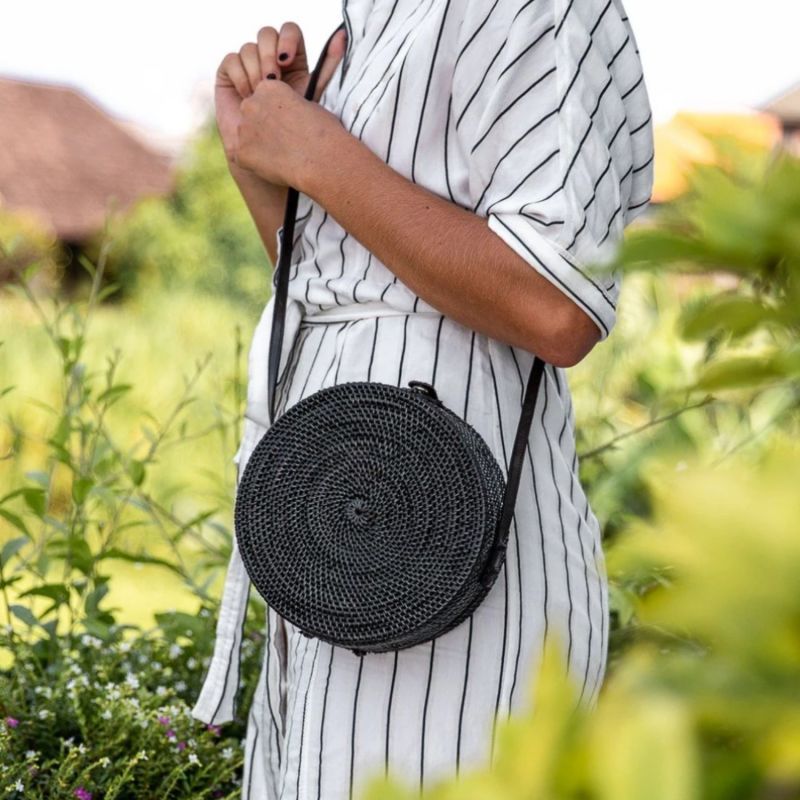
[190,0,655,797]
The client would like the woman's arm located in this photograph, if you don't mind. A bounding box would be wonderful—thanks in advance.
[294,127,600,368]
[229,163,287,266]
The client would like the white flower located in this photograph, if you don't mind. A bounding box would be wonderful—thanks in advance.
[37,708,49,719]
[151,661,163,671]
[175,680,187,692]
[64,736,75,748]
[187,752,201,766]
[119,640,132,653]
[169,643,182,659]
[25,750,38,759]
[101,709,113,720]
[186,657,198,670]
[136,749,149,761]
[125,673,140,690]
[155,686,168,697]
[76,742,87,754]
[99,756,111,767]
[14,779,24,791]
[222,747,234,760]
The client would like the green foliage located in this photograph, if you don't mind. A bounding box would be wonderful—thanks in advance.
[612,141,800,396]
[355,439,800,800]
[0,257,241,645]
[0,621,264,798]
[95,116,273,313]
[0,247,266,796]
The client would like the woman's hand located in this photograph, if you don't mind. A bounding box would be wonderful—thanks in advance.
[214,21,347,175]
[234,79,346,187]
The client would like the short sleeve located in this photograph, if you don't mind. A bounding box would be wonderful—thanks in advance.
[452,0,655,340]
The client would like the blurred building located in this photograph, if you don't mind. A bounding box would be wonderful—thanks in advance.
[757,79,800,155]
[0,75,176,284]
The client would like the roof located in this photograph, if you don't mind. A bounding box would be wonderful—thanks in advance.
[757,79,800,126]
[0,76,176,241]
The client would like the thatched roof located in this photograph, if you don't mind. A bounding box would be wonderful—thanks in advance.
[0,76,176,242]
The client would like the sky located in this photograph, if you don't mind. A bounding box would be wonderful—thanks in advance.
[2,0,798,153]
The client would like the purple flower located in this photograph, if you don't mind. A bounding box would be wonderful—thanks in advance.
[157,715,170,726]
[206,723,221,736]
[177,741,187,751]
[74,787,93,800]
[5,716,19,728]
[165,728,176,739]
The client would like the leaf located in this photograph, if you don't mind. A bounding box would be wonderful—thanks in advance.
[99,547,183,576]
[1,536,28,565]
[127,459,146,487]
[9,603,40,628]
[24,471,51,488]
[693,354,786,391]
[72,476,94,505]
[679,295,777,341]
[17,583,70,606]
[97,383,133,406]
[21,486,47,517]
[0,508,30,537]
[85,580,110,616]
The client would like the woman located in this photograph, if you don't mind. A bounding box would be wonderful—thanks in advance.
[192,0,654,798]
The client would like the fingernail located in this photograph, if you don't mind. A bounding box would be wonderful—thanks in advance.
[278,52,289,62]
[266,72,276,80]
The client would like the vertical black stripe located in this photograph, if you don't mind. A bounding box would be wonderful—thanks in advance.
[296,640,321,799]
[455,331,477,774]
[384,651,399,777]
[349,656,365,800]
[419,639,436,794]
[486,352,510,764]
[316,647,335,800]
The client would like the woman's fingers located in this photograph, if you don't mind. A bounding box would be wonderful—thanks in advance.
[257,21,308,86]
[216,52,253,99]
[238,41,263,95]
[255,25,280,82]
[313,28,347,101]
[272,21,307,77]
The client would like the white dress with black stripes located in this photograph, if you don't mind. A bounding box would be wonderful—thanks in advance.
[190,0,654,797]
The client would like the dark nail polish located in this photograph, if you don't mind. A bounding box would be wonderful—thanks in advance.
[278,52,289,62]
[266,72,276,80]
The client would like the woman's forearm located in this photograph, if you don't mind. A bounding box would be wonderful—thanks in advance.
[295,127,600,368]
[230,163,288,266]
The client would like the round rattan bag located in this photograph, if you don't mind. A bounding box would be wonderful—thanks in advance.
[234,379,511,655]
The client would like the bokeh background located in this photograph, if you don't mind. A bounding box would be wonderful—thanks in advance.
[1,2,799,798]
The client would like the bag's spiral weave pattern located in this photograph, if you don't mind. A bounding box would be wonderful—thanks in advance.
[235,380,507,654]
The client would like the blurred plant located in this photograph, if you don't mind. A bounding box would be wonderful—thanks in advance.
[358,439,800,800]
[0,233,249,645]
[0,232,265,795]
[0,208,62,293]
[568,140,800,672]
[614,138,800,398]
[94,116,273,312]
[0,619,265,799]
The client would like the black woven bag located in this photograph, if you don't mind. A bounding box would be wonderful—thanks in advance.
[234,22,546,656]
